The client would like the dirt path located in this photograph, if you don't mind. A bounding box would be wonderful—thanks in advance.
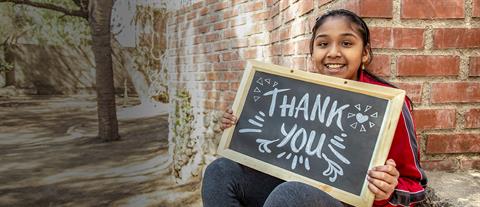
[0,96,201,207]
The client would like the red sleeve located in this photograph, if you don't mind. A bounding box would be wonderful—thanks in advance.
[373,102,427,207]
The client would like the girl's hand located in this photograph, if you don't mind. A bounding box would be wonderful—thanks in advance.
[367,159,399,201]
[220,108,237,130]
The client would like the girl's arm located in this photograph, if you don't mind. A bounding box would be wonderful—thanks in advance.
[372,102,428,207]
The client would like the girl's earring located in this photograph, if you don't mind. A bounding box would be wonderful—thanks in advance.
[362,64,365,70]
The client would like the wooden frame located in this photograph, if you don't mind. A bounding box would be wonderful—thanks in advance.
[217,60,405,207]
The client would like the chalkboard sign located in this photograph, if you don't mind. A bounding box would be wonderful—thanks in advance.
[217,60,405,207]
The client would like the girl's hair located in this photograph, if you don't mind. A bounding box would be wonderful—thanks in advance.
[309,9,413,107]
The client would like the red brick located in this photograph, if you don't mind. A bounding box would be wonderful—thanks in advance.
[367,54,390,77]
[214,41,229,51]
[421,159,458,171]
[338,0,393,18]
[245,1,264,12]
[231,38,248,48]
[223,9,239,19]
[280,26,291,41]
[272,44,283,56]
[433,28,480,48]
[213,62,228,71]
[401,0,464,19]
[359,0,393,18]
[431,82,480,103]
[192,1,204,10]
[270,30,280,43]
[215,82,230,90]
[187,11,197,20]
[206,33,220,42]
[370,27,424,49]
[224,71,242,81]
[231,82,240,91]
[297,0,313,16]
[470,57,480,76]
[242,48,258,59]
[266,0,278,7]
[413,109,456,130]
[295,39,310,54]
[319,0,334,7]
[474,0,480,17]
[397,55,459,76]
[208,15,220,24]
[291,21,306,38]
[426,133,480,154]
[282,42,295,55]
[207,54,220,63]
[196,26,209,34]
[292,57,307,70]
[461,159,480,170]
[465,108,480,129]
[201,82,213,90]
[232,0,248,5]
[394,82,423,104]
[222,51,239,61]
[206,72,220,81]
[229,60,246,70]
[214,21,228,30]
[230,17,246,27]
[269,4,280,18]
[253,11,269,21]
[213,1,229,11]
[280,0,290,11]
[283,5,295,23]
[206,0,219,5]
[224,29,237,39]
[224,91,237,102]
[200,7,209,16]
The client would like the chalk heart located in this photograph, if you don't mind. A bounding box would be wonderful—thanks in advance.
[356,113,369,123]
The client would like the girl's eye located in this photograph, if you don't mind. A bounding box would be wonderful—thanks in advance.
[342,41,353,47]
[317,42,328,48]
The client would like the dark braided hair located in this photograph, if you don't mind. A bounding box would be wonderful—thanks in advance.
[310,9,413,107]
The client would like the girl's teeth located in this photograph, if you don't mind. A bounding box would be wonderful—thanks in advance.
[326,64,344,69]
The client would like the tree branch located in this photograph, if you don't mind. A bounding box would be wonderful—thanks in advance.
[0,0,88,19]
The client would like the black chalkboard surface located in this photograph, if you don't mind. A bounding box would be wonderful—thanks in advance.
[218,60,405,207]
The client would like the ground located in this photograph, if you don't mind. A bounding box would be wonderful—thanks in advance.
[1,95,479,207]
[0,95,201,207]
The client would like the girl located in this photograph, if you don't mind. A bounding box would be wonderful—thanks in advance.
[202,9,427,207]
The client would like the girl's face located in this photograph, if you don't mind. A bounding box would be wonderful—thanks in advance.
[311,17,369,81]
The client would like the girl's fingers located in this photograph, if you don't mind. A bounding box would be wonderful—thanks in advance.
[368,182,389,200]
[368,170,397,185]
[367,176,394,194]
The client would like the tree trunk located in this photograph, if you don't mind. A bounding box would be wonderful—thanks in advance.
[88,0,119,141]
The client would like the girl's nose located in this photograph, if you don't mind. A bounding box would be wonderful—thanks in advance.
[326,45,341,58]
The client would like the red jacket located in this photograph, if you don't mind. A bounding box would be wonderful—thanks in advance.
[358,70,427,207]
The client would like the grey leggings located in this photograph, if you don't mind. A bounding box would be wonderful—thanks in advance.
[201,158,345,207]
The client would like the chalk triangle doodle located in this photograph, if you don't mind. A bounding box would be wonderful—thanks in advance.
[360,125,366,132]
[365,105,372,112]
[254,96,260,102]
[347,113,355,118]
[254,87,261,93]
[355,104,361,111]
[369,121,375,128]
[265,79,271,84]
[371,112,378,118]
[350,122,358,129]
[273,81,278,87]
[256,77,264,86]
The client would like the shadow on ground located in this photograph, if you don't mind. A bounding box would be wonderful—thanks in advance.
[0,96,201,207]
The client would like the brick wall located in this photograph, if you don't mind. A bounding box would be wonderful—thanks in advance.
[165,0,480,180]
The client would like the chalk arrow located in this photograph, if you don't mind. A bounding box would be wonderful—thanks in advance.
[256,77,264,85]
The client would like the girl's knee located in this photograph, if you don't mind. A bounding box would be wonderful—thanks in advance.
[203,157,240,178]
